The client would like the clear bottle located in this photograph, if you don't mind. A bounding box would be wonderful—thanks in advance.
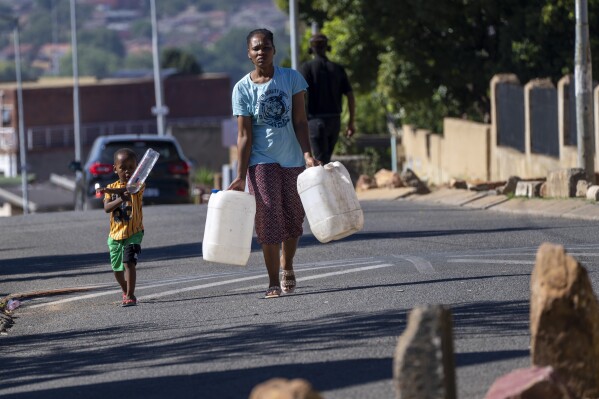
[6,299,21,311]
[126,148,160,194]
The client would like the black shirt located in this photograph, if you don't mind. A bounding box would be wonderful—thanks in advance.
[299,55,352,117]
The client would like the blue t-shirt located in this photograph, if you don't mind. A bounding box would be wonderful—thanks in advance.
[232,66,308,167]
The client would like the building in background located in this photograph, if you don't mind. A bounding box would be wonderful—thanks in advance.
[0,73,231,180]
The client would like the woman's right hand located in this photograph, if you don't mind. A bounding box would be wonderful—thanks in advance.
[228,177,246,192]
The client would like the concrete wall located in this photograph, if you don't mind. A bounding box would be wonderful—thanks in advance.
[401,119,490,185]
[402,125,432,179]
[441,118,490,182]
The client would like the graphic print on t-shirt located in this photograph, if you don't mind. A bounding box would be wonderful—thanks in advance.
[258,89,289,128]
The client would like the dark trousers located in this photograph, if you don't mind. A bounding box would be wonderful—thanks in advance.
[308,116,341,165]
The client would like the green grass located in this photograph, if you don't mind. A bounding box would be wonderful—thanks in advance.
[0,174,36,186]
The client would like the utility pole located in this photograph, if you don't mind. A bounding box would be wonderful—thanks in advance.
[289,0,299,69]
[575,0,595,183]
[150,0,168,136]
[70,0,82,185]
[13,20,29,214]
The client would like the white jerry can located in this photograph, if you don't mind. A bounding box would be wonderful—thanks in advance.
[297,161,364,243]
[202,190,256,266]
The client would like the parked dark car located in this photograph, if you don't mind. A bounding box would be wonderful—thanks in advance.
[71,135,192,210]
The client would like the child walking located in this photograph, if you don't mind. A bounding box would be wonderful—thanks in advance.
[97,148,145,307]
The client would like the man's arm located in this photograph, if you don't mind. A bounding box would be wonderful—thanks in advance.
[345,91,356,138]
[292,92,319,167]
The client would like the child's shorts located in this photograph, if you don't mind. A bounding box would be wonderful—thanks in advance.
[107,231,144,271]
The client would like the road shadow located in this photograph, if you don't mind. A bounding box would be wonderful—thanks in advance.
[294,225,554,249]
[0,243,202,282]
[1,300,529,396]
[1,225,547,281]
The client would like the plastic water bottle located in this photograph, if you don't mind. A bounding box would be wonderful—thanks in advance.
[6,299,21,311]
[202,190,256,266]
[297,161,363,243]
[127,148,160,194]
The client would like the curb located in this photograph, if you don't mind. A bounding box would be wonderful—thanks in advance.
[359,187,599,221]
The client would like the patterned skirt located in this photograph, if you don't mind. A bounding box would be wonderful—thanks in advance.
[247,163,305,245]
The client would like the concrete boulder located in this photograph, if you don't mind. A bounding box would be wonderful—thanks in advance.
[249,378,323,399]
[449,178,467,189]
[576,180,590,197]
[545,168,585,198]
[498,176,521,195]
[586,185,599,201]
[514,181,543,198]
[393,305,456,399]
[484,366,572,399]
[400,168,430,194]
[530,243,599,398]
[356,174,377,192]
[375,168,403,188]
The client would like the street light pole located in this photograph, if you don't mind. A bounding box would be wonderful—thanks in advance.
[150,0,167,136]
[575,0,595,183]
[70,0,82,182]
[289,0,299,69]
[13,20,29,214]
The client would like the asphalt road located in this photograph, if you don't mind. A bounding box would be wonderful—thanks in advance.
[1,200,598,399]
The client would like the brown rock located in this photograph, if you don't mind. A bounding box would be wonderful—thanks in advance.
[467,180,506,191]
[449,178,467,189]
[545,168,585,198]
[375,169,403,188]
[393,305,456,399]
[576,180,590,197]
[484,366,573,399]
[539,182,548,198]
[499,176,521,195]
[400,168,430,194]
[249,378,323,399]
[530,243,599,398]
[356,174,377,192]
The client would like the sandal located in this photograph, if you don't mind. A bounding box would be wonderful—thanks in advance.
[281,270,296,293]
[264,286,281,299]
[122,295,137,307]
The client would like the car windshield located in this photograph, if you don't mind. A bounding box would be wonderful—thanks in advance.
[99,141,182,163]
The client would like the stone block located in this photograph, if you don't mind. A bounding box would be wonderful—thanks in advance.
[484,366,573,399]
[576,180,589,197]
[449,178,467,189]
[400,168,430,194]
[530,243,599,398]
[375,168,403,188]
[545,168,585,198]
[514,181,543,198]
[393,305,456,399]
[356,174,377,192]
[249,378,323,399]
[586,185,599,201]
[498,176,521,195]
[539,182,548,198]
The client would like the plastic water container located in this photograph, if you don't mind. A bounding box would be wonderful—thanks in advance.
[297,161,364,243]
[202,190,256,266]
[126,148,160,194]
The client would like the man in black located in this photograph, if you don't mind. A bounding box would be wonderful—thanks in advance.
[299,33,355,165]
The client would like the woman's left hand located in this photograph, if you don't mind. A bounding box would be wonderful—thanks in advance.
[304,154,321,168]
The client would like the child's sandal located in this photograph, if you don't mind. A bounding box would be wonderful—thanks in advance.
[281,270,296,293]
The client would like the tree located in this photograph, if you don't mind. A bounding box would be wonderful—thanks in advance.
[59,47,120,78]
[79,28,126,59]
[288,0,599,132]
[124,52,153,69]
[161,48,202,75]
